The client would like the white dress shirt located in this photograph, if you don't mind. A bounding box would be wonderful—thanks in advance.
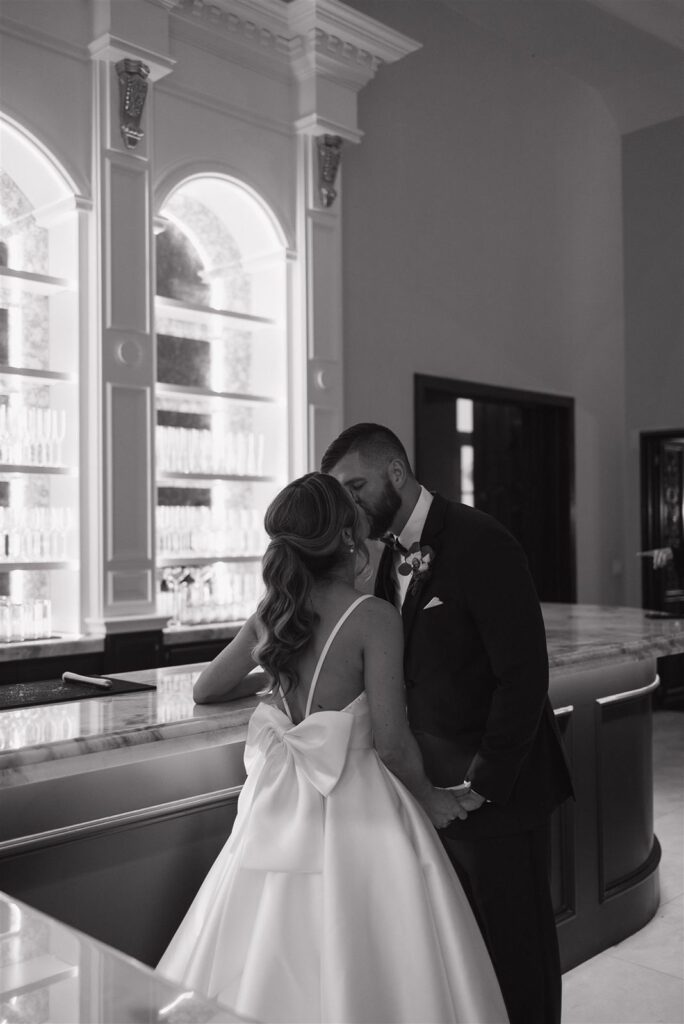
[391,486,434,609]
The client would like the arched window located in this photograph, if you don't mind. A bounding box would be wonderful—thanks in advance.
[155,176,289,626]
[0,118,80,642]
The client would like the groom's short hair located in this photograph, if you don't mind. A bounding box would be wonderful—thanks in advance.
[321,423,413,475]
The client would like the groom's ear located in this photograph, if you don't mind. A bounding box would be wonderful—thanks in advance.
[388,457,409,490]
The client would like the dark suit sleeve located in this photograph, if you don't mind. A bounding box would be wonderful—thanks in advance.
[672,545,684,580]
[460,524,549,804]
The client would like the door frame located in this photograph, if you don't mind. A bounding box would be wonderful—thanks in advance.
[414,374,576,601]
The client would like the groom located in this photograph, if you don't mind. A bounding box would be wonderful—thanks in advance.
[322,422,573,1024]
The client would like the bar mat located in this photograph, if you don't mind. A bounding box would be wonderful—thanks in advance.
[0,677,156,710]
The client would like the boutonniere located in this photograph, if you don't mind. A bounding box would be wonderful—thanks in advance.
[398,543,435,594]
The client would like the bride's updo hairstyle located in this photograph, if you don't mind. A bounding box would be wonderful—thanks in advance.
[253,472,367,694]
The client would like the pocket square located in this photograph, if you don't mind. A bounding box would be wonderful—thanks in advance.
[423,597,444,610]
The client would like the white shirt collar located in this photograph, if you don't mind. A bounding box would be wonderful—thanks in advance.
[397,485,433,551]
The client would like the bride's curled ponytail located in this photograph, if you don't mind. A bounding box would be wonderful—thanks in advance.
[253,472,367,695]
[253,536,315,691]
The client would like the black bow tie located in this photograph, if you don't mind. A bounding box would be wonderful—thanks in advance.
[381,533,408,556]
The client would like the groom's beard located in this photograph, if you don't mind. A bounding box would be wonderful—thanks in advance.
[363,480,402,540]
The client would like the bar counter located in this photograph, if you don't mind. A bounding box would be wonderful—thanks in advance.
[0,892,253,1024]
[1,603,683,976]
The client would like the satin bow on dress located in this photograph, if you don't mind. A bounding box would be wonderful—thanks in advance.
[238,703,354,872]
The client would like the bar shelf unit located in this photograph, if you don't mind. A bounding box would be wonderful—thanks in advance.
[154,175,290,629]
[0,123,82,645]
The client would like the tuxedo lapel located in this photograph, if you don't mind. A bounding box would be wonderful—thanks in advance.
[375,545,397,605]
[401,494,448,644]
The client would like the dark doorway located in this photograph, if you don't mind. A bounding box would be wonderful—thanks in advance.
[640,430,684,615]
[640,431,684,709]
[415,375,576,602]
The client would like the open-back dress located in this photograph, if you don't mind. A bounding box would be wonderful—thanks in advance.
[157,594,508,1023]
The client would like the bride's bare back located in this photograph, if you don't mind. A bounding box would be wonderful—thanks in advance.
[281,581,367,723]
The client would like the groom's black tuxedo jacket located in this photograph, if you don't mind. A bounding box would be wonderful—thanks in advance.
[375,493,573,838]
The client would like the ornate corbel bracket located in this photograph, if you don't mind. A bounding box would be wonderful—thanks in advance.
[116,59,151,149]
[316,134,343,208]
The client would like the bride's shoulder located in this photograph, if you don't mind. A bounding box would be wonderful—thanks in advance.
[355,595,402,634]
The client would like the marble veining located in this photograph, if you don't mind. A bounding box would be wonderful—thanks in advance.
[1,604,683,780]
[543,603,684,668]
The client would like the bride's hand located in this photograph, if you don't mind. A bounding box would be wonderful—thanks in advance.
[423,788,468,829]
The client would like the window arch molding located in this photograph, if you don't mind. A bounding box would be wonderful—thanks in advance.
[154,164,293,258]
[0,113,87,215]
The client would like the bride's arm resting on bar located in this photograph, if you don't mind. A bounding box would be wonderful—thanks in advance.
[193,614,264,703]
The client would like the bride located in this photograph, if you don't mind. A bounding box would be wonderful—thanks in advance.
[157,472,508,1024]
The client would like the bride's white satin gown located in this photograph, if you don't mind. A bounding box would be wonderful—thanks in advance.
[157,595,508,1023]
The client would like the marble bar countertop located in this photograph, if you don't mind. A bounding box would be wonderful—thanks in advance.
[542,602,684,669]
[1,603,683,781]
[0,890,254,1023]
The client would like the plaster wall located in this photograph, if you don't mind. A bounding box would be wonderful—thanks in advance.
[622,116,684,601]
[341,1,627,604]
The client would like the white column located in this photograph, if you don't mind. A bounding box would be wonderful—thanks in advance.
[287,0,420,470]
[87,4,174,633]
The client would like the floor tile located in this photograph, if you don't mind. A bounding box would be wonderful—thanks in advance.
[561,954,684,1023]
[655,809,684,904]
[609,894,683,978]
[655,786,684,820]
[561,712,684,1023]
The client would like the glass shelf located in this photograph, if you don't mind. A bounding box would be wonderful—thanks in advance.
[155,295,275,327]
[0,560,77,571]
[0,266,74,295]
[0,464,75,476]
[156,381,278,405]
[0,365,75,386]
[156,472,275,483]
[158,554,262,568]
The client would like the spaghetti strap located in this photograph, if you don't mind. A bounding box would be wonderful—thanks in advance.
[279,685,293,722]
[304,594,372,718]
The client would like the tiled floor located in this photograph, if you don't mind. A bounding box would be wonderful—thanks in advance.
[561,710,684,1024]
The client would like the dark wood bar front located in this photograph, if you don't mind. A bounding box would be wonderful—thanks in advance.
[1,604,682,972]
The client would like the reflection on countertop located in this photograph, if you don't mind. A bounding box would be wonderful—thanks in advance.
[0,664,262,780]
[1,604,683,782]
[0,891,255,1024]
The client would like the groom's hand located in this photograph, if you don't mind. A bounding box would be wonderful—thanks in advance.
[424,788,469,829]
[457,789,487,812]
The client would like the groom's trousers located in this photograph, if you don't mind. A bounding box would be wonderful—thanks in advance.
[441,822,561,1024]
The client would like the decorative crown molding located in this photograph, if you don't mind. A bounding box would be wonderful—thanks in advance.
[287,0,421,68]
[167,0,420,89]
